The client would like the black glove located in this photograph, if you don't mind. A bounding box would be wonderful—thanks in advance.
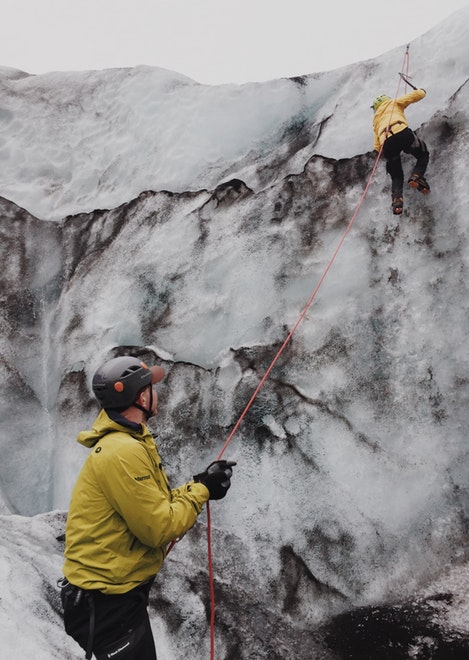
[193,460,236,500]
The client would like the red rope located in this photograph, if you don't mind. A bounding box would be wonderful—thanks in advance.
[206,161,382,657]
[206,502,215,658]
[172,46,412,659]
[215,49,410,465]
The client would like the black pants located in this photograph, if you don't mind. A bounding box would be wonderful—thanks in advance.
[61,579,157,660]
[382,127,429,196]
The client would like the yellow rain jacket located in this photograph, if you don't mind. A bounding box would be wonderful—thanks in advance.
[373,89,426,150]
[63,409,209,594]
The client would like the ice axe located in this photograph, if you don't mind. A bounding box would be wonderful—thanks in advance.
[399,72,419,90]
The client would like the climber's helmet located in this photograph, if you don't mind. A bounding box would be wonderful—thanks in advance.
[372,94,392,111]
[92,356,165,411]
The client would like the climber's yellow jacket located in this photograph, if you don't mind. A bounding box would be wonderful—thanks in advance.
[63,409,209,594]
[373,89,426,150]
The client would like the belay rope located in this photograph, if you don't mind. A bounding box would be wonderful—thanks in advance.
[170,45,413,659]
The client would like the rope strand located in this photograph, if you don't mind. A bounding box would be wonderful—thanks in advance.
[207,49,412,658]
[216,46,410,463]
[206,502,216,658]
[207,151,385,659]
[177,45,411,660]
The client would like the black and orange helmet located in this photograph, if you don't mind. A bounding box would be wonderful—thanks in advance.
[92,356,164,410]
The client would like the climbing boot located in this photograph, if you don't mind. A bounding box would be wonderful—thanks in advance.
[408,173,430,194]
[392,196,404,215]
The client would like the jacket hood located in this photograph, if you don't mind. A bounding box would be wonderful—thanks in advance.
[77,409,146,448]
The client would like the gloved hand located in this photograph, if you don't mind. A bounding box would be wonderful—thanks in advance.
[193,460,236,500]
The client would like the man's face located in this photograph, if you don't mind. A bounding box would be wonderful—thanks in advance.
[139,385,158,418]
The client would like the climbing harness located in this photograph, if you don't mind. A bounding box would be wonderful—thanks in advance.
[58,577,96,659]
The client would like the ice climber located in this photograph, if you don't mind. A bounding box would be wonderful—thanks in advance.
[59,355,236,660]
[372,88,430,215]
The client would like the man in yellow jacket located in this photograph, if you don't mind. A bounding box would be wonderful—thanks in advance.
[60,355,235,660]
[372,88,430,215]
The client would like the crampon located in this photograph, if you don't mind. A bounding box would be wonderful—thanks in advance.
[392,196,404,215]
[408,173,430,194]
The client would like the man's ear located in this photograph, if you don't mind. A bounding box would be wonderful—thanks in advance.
[135,388,147,406]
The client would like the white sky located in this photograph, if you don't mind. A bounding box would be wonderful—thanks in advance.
[2,0,469,84]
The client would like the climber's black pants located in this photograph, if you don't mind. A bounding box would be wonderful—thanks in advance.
[61,578,157,659]
[383,127,429,196]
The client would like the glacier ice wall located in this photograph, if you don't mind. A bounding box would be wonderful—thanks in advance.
[0,8,469,659]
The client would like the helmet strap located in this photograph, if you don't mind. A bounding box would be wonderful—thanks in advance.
[131,386,153,420]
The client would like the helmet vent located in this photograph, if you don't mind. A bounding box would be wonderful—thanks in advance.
[121,365,143,377]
